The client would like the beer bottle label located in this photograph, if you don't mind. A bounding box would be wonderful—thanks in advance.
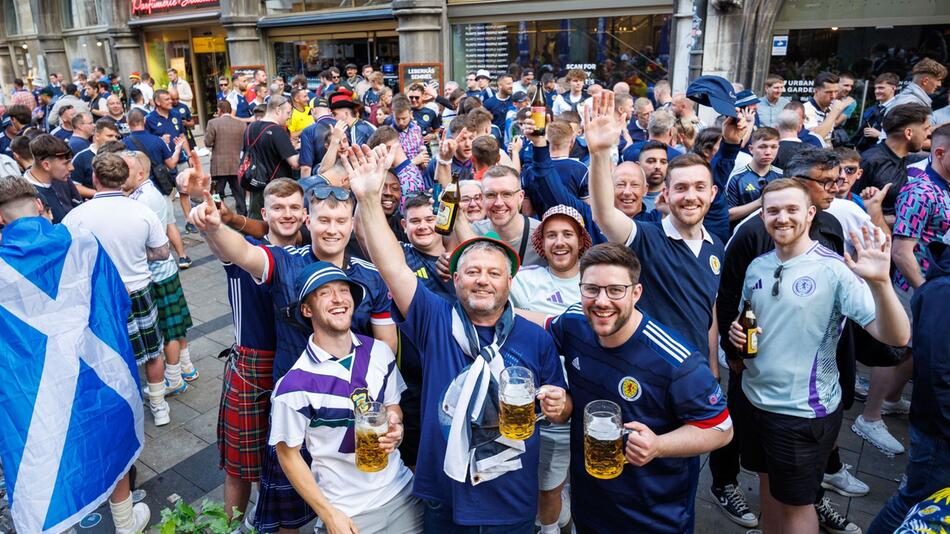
[531,106,546,129]
[747,329,758,354]
[435,202,454,229]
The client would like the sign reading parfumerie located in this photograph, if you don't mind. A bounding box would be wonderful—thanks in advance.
[399,63,444,93]
[131,0,219,16]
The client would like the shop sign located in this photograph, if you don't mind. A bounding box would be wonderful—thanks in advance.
[566,63,598,85]
[131,0,219,16]
[193,37,225,54]
[399,63,444,93]
[772,35,788,56]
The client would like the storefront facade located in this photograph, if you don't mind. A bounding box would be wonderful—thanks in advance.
[445,0,673,90]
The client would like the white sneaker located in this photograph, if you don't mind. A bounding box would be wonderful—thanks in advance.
[822,464,870,497]
[150,400,171,426]
[852,416,904,456]
[881,398,911,415]
[558,484,571,527]
[115,502,150,534]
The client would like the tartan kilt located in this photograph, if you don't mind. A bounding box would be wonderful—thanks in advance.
[152,273,193,341]
[217,346,276,481]
[127,285,163,364]
[253,443,315,533]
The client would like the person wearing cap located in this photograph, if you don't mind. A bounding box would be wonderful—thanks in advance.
[587,90,725,374]
[546,241,732,533]
[270,260,422,534]
[483,74,514,142]
[348,142,570,534]
[512,68,534,96]
[340,63,364,93]
[803,72,855,147]
[190,174,396,532]
[504,90,529,145]
[886,58,947,126]
[509,205,591,534]
[131,72,154,109]
[473,69,494,101]
[329,89,376,148]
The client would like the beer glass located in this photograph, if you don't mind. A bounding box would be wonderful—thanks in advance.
[584,400,625,479]
[499,366,537,440]
[355,401,389,472]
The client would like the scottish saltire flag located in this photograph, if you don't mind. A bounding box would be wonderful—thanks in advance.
[0,217,144,533]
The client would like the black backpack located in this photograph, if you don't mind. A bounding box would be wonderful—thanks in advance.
[128,134,175,195]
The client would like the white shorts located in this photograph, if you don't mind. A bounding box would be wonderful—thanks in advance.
[538,421,571,491]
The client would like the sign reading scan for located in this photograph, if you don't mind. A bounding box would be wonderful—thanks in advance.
[399,63,444,93]
[131,0,219,16]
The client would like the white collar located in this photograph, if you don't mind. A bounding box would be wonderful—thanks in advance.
[305,332,361,364]
[661,215,713,244]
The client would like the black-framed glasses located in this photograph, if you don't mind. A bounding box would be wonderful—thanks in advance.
[580,284,635,300]
[311,185,351,201]
[771,265,784,297]
[795,175,846,193]
[842,166,859,175]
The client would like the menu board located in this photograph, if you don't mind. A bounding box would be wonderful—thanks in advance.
[458,23,510,78]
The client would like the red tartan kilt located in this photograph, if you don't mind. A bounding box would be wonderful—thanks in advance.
[217,346,276,481]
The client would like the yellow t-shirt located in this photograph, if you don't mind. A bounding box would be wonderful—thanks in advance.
[288,106,314,133]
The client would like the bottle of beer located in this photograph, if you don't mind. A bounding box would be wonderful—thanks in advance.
[530,82,547,136]
[739,299,758,358]
[435,172,460,235]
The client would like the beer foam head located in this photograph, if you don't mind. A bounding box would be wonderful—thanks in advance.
[587,416,621,440]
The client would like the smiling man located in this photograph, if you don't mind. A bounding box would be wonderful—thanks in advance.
[471,165,547,267]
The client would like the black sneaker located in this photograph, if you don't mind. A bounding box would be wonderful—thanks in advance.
[815,497,861,534]
[710,484,758,528]
[185,222,198,234]
[178,256,192,269]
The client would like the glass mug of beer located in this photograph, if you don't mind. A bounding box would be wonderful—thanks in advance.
[499,366,537,440]
[584,400,626,479]
[355,401,389,473]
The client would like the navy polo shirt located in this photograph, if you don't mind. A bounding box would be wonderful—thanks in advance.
[259,245,393,380]
[51,127,72,141]
[548,307,729,533]
[123,130,174,173]
[625,217,723,357]
[67,135,91,154]
[412,107,441,135]
[145,109,187,164]
[393,283,566,526]
[483,95,513,137]
[621,141,682,163]
[224,236,276,351]
[235,94,253,119]
[424,157,472,190]
[70,147,96,189]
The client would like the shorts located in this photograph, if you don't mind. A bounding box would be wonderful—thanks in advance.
[165,192,177,224]
[218,346,276,481]
[127,285,163,364]
[254,443,316,532]
[538,421,571,491]
[315,482,422,534]
[895,284,914,348]
[152,273,192,341]
[736,393,842,506]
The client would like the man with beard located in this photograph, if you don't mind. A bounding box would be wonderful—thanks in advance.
[727,179,909,534]
[207,178,306,524]
[483,74,514,138]
[227,74,254,121]
[853,103,932,222]
[426,117,474,187]
[637,141,669,212]
[509,205,592,534]
[348,143,570,533]
[190,180,396,533]
[587,91,723,374]
[547,242,732,533]
[271,261,421,534]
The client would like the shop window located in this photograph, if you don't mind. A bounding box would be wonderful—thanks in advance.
[266,0,388,15]
[451,16,671,94]
[62,0,104,29]
[3,0,20,35]
[273,34,399,87]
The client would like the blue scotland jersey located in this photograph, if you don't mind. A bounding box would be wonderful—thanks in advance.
[726,165,783,208]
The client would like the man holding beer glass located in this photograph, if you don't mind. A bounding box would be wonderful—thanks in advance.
[547,243,733,533]
[347,143,571,533]
[270,261,422,534]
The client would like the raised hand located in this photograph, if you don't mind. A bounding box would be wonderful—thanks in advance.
[844,226,892,284]
[722,115,749,145]
[343,144,393,201]
[329,120,346,143]
[438,129,458,161]
[189,190,221,232]
[584,90,621,154]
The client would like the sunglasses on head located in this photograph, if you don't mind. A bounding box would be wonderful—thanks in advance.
[311,185,351,202]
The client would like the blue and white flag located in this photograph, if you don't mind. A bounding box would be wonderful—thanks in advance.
[0,217,144,534]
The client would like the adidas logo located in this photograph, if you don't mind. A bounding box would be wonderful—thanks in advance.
[547,291,564,304]
[751,279,763,291]
[414,267,428,280]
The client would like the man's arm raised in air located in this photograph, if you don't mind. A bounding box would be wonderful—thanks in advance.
[584,91,634,244]
[189,190,268,281]
[345,144,418,318]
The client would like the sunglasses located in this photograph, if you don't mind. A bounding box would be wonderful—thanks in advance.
[842,166,859,175]
[408,96,421,101]
[772,265,783,297]
[311,185,351,201]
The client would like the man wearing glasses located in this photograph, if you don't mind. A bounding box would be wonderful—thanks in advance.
[727,178,909,534]
[189,179,396,532]
[470,165,546,268]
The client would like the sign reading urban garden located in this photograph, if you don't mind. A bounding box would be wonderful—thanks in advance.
[131,0,218,16]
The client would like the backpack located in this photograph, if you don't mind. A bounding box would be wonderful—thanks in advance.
[128,134,175,195]
[238,123,279,192]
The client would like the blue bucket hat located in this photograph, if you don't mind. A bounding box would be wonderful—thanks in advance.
[686,75,738,118]
[293,261,365,329]
[735,89,761,107]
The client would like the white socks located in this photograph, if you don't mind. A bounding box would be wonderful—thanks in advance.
[164,363,182,386]
[147,382,165,407]
[540,523,560,534]
[179,347,194,374]
[110,494,134,531]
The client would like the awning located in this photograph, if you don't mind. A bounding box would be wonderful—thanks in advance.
[257,7,393,28]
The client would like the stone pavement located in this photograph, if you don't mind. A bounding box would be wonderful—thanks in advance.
[68,203,910,534]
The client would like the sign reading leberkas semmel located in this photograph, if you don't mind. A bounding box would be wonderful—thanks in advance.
[131,0,218,16]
